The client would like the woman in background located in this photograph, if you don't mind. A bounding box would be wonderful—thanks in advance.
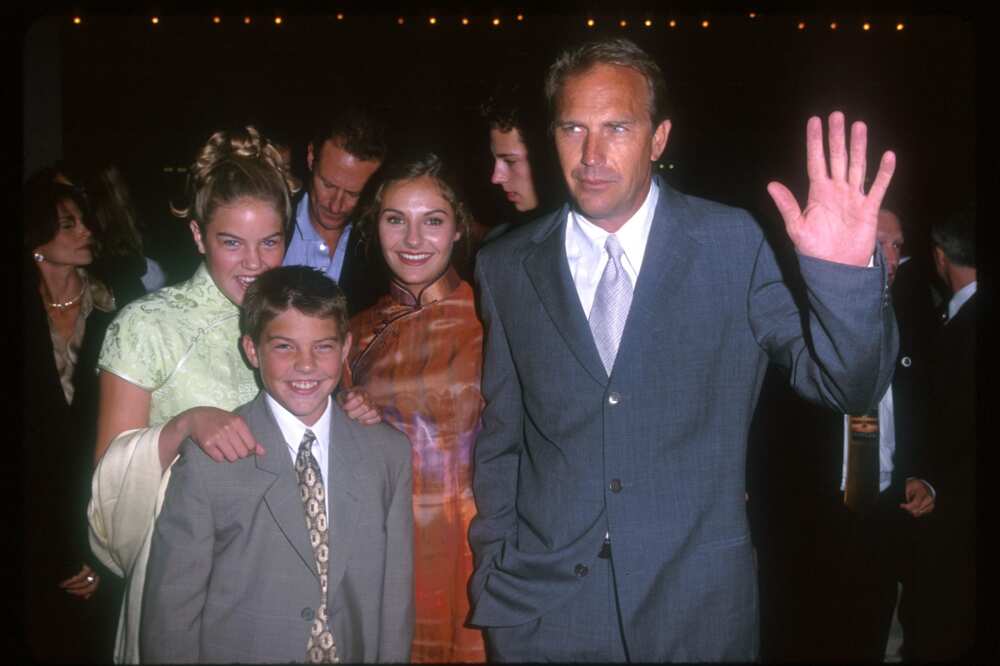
[23,171,120,663]
[347,151,486,663]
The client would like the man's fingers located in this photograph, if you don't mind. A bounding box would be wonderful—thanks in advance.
[805,116,828,182]
[766,182,802,228]
[866,150,896,210]
[828,111,848,182]
[847,120,868,190]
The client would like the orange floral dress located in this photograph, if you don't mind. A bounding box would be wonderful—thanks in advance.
[347,267,486,663]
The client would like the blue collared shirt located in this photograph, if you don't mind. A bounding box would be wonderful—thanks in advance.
[283,192,352,281]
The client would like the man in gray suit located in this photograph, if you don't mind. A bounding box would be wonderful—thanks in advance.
[141,266,413,663]
[469,38,899,661]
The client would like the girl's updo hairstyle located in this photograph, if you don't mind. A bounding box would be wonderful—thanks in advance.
[357,150,474,258]
[171,125,299,236]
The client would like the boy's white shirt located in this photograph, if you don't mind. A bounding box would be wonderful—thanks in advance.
[266,393,333,517]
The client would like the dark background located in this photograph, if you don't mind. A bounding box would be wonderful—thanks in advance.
[24,7,975,283]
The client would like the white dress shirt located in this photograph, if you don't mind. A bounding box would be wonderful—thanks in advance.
[565,180,660,317]
[266,393,333,516]
[565,181,659,545]
[947,280,977,322]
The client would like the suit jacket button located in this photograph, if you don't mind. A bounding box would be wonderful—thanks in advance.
[901,356,912,367]
[608,392,621,406]
[574,563,589,577]
[301,607,314,621]
[610,478,623,493]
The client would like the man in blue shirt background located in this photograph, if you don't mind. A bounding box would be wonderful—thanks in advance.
[283,107,387,314]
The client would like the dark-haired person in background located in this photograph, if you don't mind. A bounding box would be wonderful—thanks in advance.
[479,78,564,244]
[908,203,978,661]
[23,169,120,663]
[751,205,938,663]
[86,163,166,303]
[283,107,389,315]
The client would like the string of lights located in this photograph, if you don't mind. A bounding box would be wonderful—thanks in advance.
[66,13,909,32]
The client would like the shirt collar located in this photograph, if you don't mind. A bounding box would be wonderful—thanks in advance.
[948,280,977,321]
[294,191,353,250]
[566,179,659,275]
[294,193,319,241]
[265,392,332,454]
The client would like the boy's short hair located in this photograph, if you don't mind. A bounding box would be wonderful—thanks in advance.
[241,266,349,343]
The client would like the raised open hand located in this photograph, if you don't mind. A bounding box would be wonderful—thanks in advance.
[767,111,896,267]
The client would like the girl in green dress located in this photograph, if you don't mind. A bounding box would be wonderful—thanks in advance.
[89,126,296,663]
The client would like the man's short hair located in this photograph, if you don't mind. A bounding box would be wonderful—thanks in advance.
[241,266,349,344]
[310,106,388,164]
[931,203,976,268]
[544,37,669,127]
[481,80,540,135]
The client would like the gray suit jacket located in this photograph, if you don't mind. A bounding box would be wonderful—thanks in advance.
[468,180,898,661]
[141,393,413,663]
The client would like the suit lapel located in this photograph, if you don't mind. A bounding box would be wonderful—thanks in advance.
[614,182,699,372]
[523,205,609,385]
[249,394,320,579]
[325,404,363,599]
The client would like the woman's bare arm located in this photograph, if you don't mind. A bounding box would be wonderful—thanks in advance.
[96,371,263,472]
[95,371,151,465]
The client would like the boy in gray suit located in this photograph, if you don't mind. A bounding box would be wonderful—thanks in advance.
[141,266,413,663]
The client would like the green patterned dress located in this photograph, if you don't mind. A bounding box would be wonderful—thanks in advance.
[99,262,259,424]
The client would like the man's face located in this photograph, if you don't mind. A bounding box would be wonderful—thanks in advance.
[553,63,670,233]
[877,209,904,286]
[489,127,539,212]
[242,307,352,427]
[307,139,381,232]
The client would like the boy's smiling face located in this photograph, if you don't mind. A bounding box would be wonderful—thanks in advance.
[242,307,352,427]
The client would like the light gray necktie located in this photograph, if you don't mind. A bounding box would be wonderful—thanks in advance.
[589,234,634,375]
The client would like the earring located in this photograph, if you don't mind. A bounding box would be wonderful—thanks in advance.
[32,252,44,263]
